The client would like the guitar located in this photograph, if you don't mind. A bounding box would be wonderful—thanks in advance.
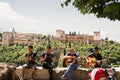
[85,57,107,67]
[65,57,82,67]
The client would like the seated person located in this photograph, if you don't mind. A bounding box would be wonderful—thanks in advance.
[87,46,107,80]
[40,46,56,80]
[21,45,37,80]
[86,46,102,68]
[88,68,107,80]
[61,48,80,80]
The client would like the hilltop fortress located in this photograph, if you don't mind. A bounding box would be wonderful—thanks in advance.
[54,29,102,45]
[0,28,42,46]
[0,29,103,46]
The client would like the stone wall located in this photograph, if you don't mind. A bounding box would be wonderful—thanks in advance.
[16,67,120,80]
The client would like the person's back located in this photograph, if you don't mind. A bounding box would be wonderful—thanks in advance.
[88,68,107,80]
[0,63,20,80]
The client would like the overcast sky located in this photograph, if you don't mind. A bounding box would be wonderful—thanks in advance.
[0,0,120,42]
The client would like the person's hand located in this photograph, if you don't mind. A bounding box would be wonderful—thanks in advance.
[42,54,47,61]
[79,57,83,62]
[44,54,47,59]
[67,56,72,59]
[72,56,76,59]
[27,56,31,60]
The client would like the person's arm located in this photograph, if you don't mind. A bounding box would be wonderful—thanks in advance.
[25,54,29,63]
[40,54,47,62]
[49,54,56,63]
[97,54,102,65]
[52,57,57,63]
[63,53,72,59]
[76,54,83,62]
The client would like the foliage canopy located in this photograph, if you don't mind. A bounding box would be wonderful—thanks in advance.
[61,0,120,21]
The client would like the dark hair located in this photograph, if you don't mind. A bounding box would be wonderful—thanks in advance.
[28,45,33,49]
[46,46,51,49]
[93,46,99,50]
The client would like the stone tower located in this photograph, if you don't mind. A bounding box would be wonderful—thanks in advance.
[12,28,16,38]
[2,28,16,45]
[94,30,100,40]
[55,29,65,38]
[2,32,13,45]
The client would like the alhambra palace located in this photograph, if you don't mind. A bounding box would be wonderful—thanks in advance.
[0,28,103,46]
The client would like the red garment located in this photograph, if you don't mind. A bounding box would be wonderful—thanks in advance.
[88,68,107,80]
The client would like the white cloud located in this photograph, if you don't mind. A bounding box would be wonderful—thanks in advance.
[0,2,48,34]
[72,18,81,23]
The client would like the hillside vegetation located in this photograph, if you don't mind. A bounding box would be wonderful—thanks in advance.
[0,41,120,67]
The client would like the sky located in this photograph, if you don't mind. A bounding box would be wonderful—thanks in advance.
[0,0,120,42]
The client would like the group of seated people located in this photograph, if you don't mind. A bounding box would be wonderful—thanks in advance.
[0,45,108,80]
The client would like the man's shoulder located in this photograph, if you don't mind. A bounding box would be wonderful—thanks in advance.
[41,53,46,56]
[33,51,36,55]
[88,53,94,57]
[33,51,36,54]
[33,52,37,56]
[76,53,79,56]
[50,53,55,57]
[65,52,70,56]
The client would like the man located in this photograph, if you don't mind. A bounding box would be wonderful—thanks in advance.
[61,48,79,80]
[87,46,102,68]
[87,46,107,80]
[40,46,56,80]
[21,45,37,80]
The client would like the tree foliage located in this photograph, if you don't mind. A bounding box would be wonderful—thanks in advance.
[61,0,120,21]
[0,40,120,67]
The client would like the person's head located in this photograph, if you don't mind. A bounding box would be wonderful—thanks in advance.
[69,48,75,54]
[0,63,20,80]
[46,46,51,54]
[28,45,33,53]
[93,46,99,55]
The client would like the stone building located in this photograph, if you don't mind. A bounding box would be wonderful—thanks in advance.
[55,29,102,45]
[2,28,41,46]
[2,32,14,45]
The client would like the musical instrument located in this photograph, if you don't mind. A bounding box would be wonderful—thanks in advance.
[65,57,82,67]
[85,57,106,67]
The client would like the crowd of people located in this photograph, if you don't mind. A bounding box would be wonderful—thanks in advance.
[0,45,109,80]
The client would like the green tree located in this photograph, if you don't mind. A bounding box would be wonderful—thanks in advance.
[61,0,120,21]
[105,37,109,44]
[109,40,115,44]
[69,31,72,35]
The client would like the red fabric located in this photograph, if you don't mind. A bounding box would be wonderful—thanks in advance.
[89,68,107,80]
